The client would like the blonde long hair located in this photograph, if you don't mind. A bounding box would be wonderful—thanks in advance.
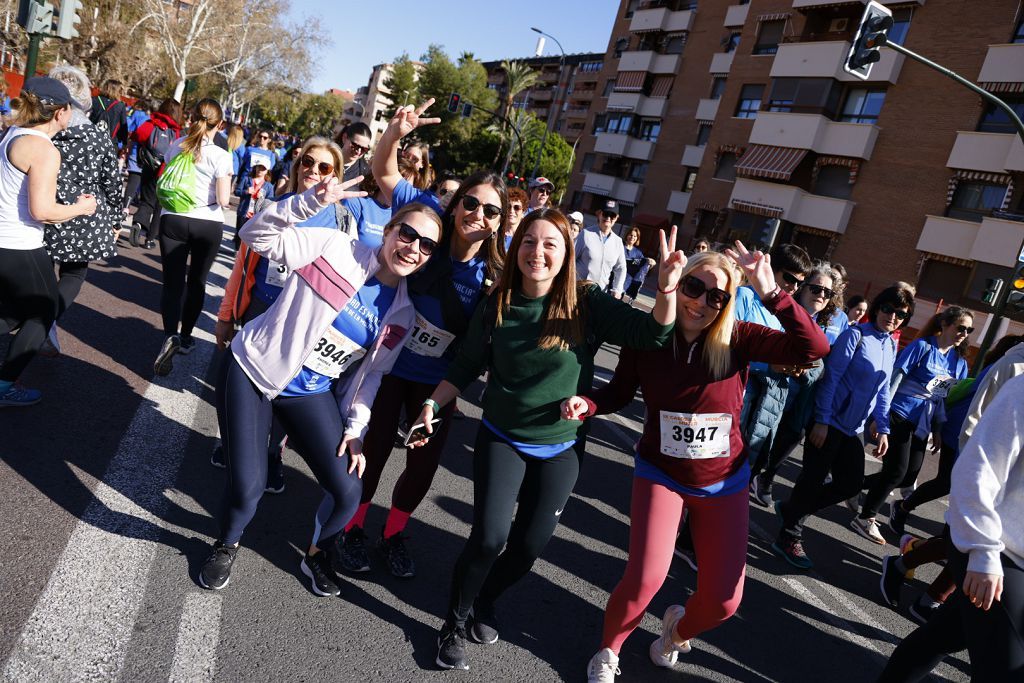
[285,136,345,194]
[678,251,739,380]
[179,98,224,162]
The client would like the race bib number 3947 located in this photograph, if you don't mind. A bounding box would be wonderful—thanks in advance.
[659,411,732,460]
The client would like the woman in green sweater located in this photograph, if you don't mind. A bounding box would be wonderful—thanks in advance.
[410,208,687,671]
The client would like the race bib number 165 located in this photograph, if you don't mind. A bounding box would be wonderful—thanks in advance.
[659,411,732,460]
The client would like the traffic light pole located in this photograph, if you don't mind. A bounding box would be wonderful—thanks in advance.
[464,102,526,176]
[24,32,41,78]
[880,36,1024,372]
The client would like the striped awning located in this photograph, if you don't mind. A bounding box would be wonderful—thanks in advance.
[696,118,715,125]
[735,145,808,181]
[980,82,1024,93]
[814,156,861,184]
[650,75,674,98]
[697,201,720,212]
[731,199,785,218]
[757,12,791,23]
[946,170,1014,210]
[615,71,645,92]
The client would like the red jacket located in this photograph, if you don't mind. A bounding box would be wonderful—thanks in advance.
[586,290,830,489]
[132,111,181,144]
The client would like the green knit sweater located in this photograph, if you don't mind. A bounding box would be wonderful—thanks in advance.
[446,284,673,444]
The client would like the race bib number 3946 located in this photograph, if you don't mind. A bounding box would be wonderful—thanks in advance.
[302,326,366,379]
[659,411,732,460]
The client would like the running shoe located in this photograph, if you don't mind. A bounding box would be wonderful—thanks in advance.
[772,536,814,570]
[586,648,620,683]
[153,334,181,376]
[888,498,909,536]
[210,444,226,469]
[649,604,689,668]
[300,552,341,597]
[468,602,500,645]
[335,527,371,573]
[378,532,415,578]
[749,474,773,508]
[908,595,942,625]
[851,517,887,545]
[899,534,919,579]
[0,384,42,407]
[177,335,196,355]
[265,448,285,494]
[130,224,142,247]
[436,622,470,671]
[879,555,905,609]
[144,239,156,250]
[199,541,238,590]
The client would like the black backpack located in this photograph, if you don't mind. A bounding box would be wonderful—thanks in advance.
[137,125,175,173]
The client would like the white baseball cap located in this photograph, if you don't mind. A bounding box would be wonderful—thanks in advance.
[568,211,584,225]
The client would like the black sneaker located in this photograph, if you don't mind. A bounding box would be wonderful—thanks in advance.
[335,527,370,573]
[210,444,226,469]
[300,552,341,597]
[177,336,196,355]
[436,622,470,671]
[908,595,941,625]
[879,555,905,608]
[468,602,500,645]
[199,541,238,590]
[772,536,813,570]
[153,334,181,376]
[130,224,142,247]
[265,448,285,494]
[378,532,415,578]
[749,474,773,508]
[888,499,909,536]
[144,239,156,250]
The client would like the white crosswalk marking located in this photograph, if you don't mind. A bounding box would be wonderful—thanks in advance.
[169,593,222,682]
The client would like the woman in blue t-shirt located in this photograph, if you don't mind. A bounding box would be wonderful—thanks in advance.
[853,305,972,543]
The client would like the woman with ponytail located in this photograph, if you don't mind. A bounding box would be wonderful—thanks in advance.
[152,98,233,376]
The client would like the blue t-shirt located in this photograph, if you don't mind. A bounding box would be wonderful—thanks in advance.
[391,178,442,215]
[390,255,488,385]
[344,195,391,250]
[483,418,576,459]
[941,364,992,454]
[251,197,339,305]
[820,309,850,345]
[734,285,783,375]
[504,233,513,251]
[889,337,968,423]
[280,277,396,397]
[636,454,750,498]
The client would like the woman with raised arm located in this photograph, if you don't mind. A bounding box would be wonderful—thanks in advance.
[576,244,830,682]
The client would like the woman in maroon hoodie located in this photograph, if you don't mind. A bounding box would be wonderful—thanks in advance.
[573,244,830,682]
[128,97,182,248]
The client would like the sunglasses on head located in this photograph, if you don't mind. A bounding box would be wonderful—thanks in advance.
[680,275,731,310]
[299,154,334,176]
[396,223,438,256]
[880,303,910,321]
[781,271,805,286]
[956,324,975,334]
[461,194,503,220]
[802,283,834,300]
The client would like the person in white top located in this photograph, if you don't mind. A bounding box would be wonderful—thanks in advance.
[575,199,627,299]
[152,97,233,376]
[0,77,97,407]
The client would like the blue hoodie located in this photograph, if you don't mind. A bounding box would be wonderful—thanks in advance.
[815,322,897,436]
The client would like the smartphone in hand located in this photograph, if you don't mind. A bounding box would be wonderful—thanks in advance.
[404,418,443,446]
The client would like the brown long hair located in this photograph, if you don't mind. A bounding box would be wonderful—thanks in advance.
[180,98,223,162]
[915,305,973,357]
[496,208,584,351]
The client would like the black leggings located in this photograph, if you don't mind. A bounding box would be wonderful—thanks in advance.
[124,171,142,209]
[158,213,223,338]
[217,354,361,545]
[132,166,161,239]
[780,426,866,539]
[902,443,956,512]
[753,418,803,484]
[878,542,1023,682]
[861,415,926,519]
[0,247,58,382]
[447,425,580,627]
[55,261,89,321]
[358,373,456,516]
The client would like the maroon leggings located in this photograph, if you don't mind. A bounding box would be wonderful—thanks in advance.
[601,478,748,652]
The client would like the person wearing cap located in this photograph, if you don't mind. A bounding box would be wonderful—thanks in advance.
[234,148,275,249]
[567,211,584,243]
[0,76,97,407]
[575,199,627,299]
[526,177,554,213]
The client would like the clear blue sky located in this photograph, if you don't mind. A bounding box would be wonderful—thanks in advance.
[288,0,619,94]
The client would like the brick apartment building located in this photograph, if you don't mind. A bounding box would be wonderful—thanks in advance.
[481,52,606,145]
[565,0,1024,338]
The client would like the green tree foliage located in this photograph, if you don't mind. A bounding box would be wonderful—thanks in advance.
[504,111,575,197]
[382,53,419,119]
[291,93,348,139]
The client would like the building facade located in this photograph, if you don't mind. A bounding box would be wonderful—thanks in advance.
[566,0,1024,336]
[345,61,425,144]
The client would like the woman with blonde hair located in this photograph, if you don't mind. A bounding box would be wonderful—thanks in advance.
[577,245,830,681]
[152,98,233,376]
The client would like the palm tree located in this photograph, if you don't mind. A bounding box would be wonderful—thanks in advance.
[491,60,539,167]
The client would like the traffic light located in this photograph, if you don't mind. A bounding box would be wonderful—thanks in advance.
[845,0,893,79]
[17,0,54,34]
[982,277,1005,306]
[1008,264,1024,311]
[462,102,473,119]
[447,92,461,114]
[753,218,781,251]
[54,0,82,39]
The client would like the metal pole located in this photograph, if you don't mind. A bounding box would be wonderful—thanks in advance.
[880,38,1024,372]
[471,102,525,175]
[530,28,565,180]
[24,32,41,78]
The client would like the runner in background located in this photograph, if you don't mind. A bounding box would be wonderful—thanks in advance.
[124,98,152,210]
[89,79,128,153]
[129,98,182,249]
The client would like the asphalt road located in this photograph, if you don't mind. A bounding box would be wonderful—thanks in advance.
[0,214,968,682]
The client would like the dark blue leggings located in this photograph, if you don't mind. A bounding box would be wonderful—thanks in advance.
[218,353,362,545]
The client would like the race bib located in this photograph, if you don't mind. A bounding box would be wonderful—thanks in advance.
[302,325,366,379]
[925,375,955,399]
[659,411,732,459]
[265,260,290,288]
[403,312,456,358]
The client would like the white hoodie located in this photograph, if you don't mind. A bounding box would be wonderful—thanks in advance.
[960,341,1024,451]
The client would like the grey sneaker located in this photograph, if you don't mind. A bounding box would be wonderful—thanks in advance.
[378,532,415,578]
[153,334,181,376]
[468,602,499,645]
[851,517,887,545]
[335,527,370,573]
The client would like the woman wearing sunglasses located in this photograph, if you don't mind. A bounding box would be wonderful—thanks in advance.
[337,102,506,581]
[853,305,972,543]
[502,187,528,252]
[573,245,829,682]
[199,172,443,598]
[773,284,915,569]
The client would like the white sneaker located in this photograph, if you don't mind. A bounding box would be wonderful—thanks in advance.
[850,517,887,545]
[586,648,620,683]
[649,604,690,668]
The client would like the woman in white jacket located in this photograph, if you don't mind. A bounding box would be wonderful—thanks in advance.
[199,176,443,597]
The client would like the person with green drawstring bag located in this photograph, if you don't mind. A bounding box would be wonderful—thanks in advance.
[156,147,199,213]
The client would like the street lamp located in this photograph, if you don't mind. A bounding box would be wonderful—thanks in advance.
[530,27,565,181]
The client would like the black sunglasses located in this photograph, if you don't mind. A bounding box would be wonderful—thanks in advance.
[680,275,731,310]
[880,303,910,321]
[438,187,454,197]
[802,283,835,300]
[300,154,334,176]
[781,271,805,286]
[461,195,502,220]
[348,141,370,154]
[396,223,438,256]
[956,324,975,334]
